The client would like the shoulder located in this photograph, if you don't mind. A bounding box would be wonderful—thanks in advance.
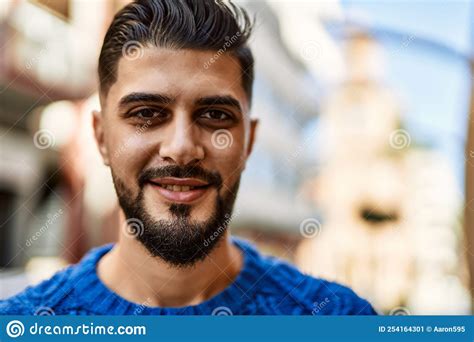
[237,238,377,315]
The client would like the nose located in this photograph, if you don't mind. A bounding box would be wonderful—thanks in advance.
[159,112,204,165]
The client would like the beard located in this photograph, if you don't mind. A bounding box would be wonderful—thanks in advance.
[111,164,240,268]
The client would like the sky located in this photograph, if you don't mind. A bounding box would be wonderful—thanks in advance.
[340,0,472,185]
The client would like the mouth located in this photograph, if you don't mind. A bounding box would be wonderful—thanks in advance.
[147,177,212,203]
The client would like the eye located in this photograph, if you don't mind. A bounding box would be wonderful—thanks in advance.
[130,108,168,120]
[200,110,232,121]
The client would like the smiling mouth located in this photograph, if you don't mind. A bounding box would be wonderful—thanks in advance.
[149,183,208,192]
[148,177,212,203]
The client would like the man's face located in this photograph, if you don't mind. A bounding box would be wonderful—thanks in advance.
[94,47,257,266]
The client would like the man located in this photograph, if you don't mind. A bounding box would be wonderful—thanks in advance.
[1,0,376,315]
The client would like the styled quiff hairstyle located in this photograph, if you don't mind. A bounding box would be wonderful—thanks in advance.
[98,0,254,103]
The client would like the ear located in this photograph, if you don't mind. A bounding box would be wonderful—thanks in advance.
[92,110,110,166]
[246,118,258,158]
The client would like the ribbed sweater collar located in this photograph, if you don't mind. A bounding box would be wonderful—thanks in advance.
[69,237,263,315]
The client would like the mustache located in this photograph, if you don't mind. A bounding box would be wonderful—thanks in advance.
[138,165,223,189]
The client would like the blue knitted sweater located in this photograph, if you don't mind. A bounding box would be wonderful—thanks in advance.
[0,238,377,315]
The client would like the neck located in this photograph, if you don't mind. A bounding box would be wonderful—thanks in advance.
[97,229,243,308]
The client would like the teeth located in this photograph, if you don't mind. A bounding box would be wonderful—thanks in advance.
[162,185,194,192]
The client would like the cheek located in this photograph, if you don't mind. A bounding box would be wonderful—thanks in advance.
[107,129,156,181]
[207,134,247,185]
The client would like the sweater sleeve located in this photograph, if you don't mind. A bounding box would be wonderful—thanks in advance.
[0,291,37,315]
[0,266,74,315]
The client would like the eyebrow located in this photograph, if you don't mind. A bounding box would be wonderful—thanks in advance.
[195,95,242,113]
[118,92,175,108]
[118,92,243,113]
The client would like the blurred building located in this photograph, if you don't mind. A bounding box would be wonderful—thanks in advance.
[295,33,470,314]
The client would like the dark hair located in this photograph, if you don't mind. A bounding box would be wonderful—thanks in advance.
[98,0,254,104]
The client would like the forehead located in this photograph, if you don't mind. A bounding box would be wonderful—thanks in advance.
[107,47,248,111]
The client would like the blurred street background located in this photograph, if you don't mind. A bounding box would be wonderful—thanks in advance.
[0,0,473,315]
